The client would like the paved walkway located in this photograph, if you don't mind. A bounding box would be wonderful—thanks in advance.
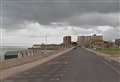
[0,48,73,80]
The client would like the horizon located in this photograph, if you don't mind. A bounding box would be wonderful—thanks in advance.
[1,34,119,47]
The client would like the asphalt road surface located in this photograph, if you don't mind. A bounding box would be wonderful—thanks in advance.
[4,48,120,82]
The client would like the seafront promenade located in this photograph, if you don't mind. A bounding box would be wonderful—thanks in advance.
[0,48,73,80]
[0,49,65,71]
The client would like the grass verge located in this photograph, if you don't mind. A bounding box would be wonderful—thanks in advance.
[96,48,120,56]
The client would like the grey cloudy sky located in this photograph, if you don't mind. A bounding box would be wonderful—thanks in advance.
[0,0,120,46]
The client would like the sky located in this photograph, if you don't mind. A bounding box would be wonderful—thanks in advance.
[0,0,120,46]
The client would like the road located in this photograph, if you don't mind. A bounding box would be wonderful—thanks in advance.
[4,48,120,82]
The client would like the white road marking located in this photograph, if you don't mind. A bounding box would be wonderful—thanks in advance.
[50,77,60,81]
[102,60,120,75]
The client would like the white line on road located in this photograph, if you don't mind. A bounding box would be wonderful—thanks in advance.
[85,48,120,75]
[102,60,120,75]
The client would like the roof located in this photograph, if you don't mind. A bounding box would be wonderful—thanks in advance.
[5,51,18,56]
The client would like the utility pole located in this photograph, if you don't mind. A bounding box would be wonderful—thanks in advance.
[44,33,47,55]
[0,0,3,61]
[45,34,47,44]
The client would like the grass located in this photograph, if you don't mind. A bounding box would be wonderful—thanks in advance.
[96,48,120,56]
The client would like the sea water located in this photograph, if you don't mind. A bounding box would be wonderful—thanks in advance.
[0,48,6,60]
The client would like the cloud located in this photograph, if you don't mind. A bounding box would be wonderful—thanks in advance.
[1,21,77,46]
[66,12,120,27]
[1,0,120,46]
[1,0,119,30]
[2,21,119,46]
[103,26,120,41]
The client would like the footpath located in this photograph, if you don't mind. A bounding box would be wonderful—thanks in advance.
[86,48,120,63]
[0,50,61,70]
[86,48,120,74]
[0,48,73,80]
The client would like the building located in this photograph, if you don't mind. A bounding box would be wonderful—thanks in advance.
[115,39,120,48]
[77,36,91,47]
[103,41,115,48]
[77,34,103,48]
[32,44,42,48]
[63,36,72,48]
[32,44,62,50]
[91,34,104,48]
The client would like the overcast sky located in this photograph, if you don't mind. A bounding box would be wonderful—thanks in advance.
[0,0,120,46]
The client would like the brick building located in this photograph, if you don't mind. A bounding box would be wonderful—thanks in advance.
[63,36,72,48]
[77,36,91,47]
[91,34,103,48]
[77,34,103,48]
[115,39,120,48]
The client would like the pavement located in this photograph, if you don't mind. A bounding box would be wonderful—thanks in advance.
[0,48,72,80]
[0,49,63,70]
[86,48,120,63]
[3,47,120,82]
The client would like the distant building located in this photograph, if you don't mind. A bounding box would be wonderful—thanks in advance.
[63,36,72,48]
[77,36,91,47]
[32,44,62,50]
[91,34,103,48]
[115,39,120,48]
[77,34,103,48]
[32,44,46,49]
[32,44,42,48]
[103,41,115,48]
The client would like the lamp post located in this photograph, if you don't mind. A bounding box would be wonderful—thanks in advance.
[44,33,47,55]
